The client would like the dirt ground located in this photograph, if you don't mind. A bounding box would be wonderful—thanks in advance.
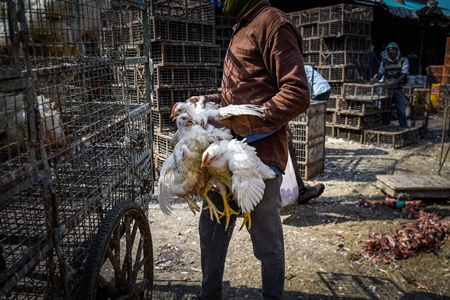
[147,113,450,300]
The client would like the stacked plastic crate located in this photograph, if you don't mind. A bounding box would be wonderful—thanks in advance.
[334,82,392,143]
[102,10,149,105]
[215,15,234,87]
[289,101,326,180]
[149,0,221,173]
[288,4,373,141]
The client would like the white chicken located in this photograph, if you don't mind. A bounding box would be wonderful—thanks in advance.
[170,97,266,147]
[158,113,226,224]
[171,96,266,130]
[201,139,276,229]
[0,93,65,154]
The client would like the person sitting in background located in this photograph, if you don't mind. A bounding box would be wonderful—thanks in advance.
[372,42,409,127]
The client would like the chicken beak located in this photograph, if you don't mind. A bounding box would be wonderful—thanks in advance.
[171,113,178,121]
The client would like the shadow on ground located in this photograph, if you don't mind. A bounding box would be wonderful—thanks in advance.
[152,276,450,300]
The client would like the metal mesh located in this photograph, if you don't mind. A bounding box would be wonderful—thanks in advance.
[343,83,393,101]
[333,113,389,130]
[289,102,326,177]
[364,126,420,149]
[1,0,153,298]
[320,4,373,22]
[337,98,392,116]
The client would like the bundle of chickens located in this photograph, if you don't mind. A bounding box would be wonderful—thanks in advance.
[360,211,450,264]
[158,99,273,230]
[0,93,65,154]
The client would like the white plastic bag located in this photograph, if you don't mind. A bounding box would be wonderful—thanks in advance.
[280,152,299,207]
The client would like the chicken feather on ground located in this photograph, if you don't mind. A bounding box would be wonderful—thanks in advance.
[158,113,225,223]
[201,139,276,230]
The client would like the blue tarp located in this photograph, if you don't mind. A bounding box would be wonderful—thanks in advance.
[360,0,450,18]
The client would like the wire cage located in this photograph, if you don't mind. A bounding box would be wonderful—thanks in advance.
[0,0,154,298]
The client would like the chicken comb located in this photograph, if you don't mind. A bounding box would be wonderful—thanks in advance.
[171,103,178,115]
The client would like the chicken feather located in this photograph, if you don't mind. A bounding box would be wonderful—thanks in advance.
[201,138,276,228]
[158,113,223,223]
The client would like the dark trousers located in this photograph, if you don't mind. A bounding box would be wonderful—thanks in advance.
[199,175,285,300]
[392,88,409,127]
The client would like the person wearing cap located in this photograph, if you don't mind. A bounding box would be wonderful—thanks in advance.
[372,42,410,127]
[189,0,310,299]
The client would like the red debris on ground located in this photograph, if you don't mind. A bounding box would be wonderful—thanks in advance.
[358,198,450,264]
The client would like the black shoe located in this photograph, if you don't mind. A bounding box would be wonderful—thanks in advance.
[297,183,325,204]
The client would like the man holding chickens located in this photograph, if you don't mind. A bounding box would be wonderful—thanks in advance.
[185,0,311,299]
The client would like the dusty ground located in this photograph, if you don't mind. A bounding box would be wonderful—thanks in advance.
[147,114,450,300]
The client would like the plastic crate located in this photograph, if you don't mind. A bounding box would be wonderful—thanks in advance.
[337,97,392,116]
[297,158,324,180]
[321,36,371,52]
[320,4,373,22]
[364,126,419,149]
[292,136,325,165]
[320,51,369,66]
[152,109,176,132]
[343,82,393,101]
[154,66,217,88]
[303,38,322,53]
[333,112,388,130]
[152,42,221,66]
[327,95,338,112]
[149,0,215,23]
[334,127,365,143]
[319,20,371,38]
[317,66,367,82]
[153,131,174,159]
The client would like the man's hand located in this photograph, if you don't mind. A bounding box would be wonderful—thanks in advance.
[208,117,232,129]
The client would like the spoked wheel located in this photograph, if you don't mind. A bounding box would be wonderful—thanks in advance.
[78,201,153,300]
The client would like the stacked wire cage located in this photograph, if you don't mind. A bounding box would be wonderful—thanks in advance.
[287,4,373,139]
[288,101,326,180]
[0,0,155,298]
[215,14,233,88]
[149,0,220,174]
[333,82,392,143]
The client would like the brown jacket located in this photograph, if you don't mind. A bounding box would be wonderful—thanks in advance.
[205,0,310,171]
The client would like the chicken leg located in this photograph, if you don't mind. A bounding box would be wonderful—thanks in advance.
[207,177,239,229]
[239,212,252,230]
[182,196,201,214]
[200,179,224,224]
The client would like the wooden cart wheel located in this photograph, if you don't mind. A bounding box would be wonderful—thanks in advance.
[78,201,153,300]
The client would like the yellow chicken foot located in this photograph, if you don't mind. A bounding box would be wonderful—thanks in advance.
[239,212,252,230]
[183,196,201,214]
[201,193,223,224]
[219,193,240,230]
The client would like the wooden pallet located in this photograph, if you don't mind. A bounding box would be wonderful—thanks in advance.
[376,175,450,199]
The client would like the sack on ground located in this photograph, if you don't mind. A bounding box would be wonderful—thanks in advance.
[280,152,299,207]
